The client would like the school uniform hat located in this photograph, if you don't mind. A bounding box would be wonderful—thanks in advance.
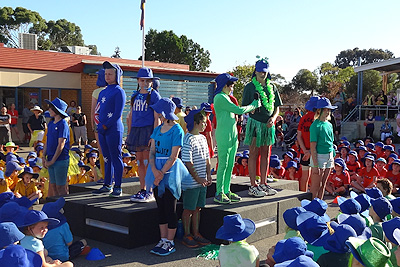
[96,68,107,87]
[384,145,394,152]
[283,207,306,231]
[316,97,337,110]
[370,197,393,221]
[103,61,123,85]
[0,244,42,267]
[389,154,399,161]
[20,210,59,228]
[301,198,330,222]
[44,110,50,118]
[296,211,330,246]
[343,140,351,147]
[0,202,28,227]
[30,105,43,113]
[348,150,358,160]
[366,143,375,150]
[364,155,375,163]
[304,96,320,111]
[354,140,364,147]
[270,158,282,169]
[382,217,400,245]
[27,151,37,159]
[86,152,98,159]
[28,159,41,169]
[377,158,387,164]
[366,187,384,199]
[334,158,347,170]
[390,198,400,215]
[243,150,249,155]
[0,222,25,248]
[70,147,81,154]
[0,192,14,208]
[271,154,279,160]
[283,151,294,160]
[123,163,132,170]
[337,214,372,239]
[18,167,39,179]
[84,144,93,150]
[376,142,384,148]
[78,161,91,172]
[215,214,256,242]
[171,97,184,109]
[150,98,179,121]
[214,73,238,96]
[393,159,400,166]
[273,237,314,264]
[346,237,392,267]
[5,161,23,177]
[236,153,243,158]
[200,102,212,113]
[135,67,154,79]
[14,197,37,209]
[42,197,66,230]
[86,247,106,261]
[184,109,204,132]
[356,146,368,152]
[324,224,357,253]
[355,194,371,213]
[45,97,68,117]
[274,255,319,267]
[339,197,362,215]
[286,161,298,170]
[5,153,18,164]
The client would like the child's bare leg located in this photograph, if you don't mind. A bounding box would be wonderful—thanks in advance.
[192,207,201,236]
[182,209,193,236]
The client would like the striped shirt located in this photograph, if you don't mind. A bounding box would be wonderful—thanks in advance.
[181,133,209,189]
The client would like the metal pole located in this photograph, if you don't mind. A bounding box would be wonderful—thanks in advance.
[142,27,145,67]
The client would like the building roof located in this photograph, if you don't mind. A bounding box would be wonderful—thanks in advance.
[0,44,217,78]
[354,57,400,74]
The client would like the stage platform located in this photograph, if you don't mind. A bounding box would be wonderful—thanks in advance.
[55,177,311,249]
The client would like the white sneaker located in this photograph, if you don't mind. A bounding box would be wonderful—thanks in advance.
[248,185,266,197]
[259,184,277,196]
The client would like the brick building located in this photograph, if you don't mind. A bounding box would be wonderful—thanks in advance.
[0,44,216,140]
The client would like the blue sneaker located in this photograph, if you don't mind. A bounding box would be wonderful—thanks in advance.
[157,241,176,256]
[150,239,165,255]
[92,185,112,195]
[137,191,155,203]
[130,190,146,202]
[109,187,122,197]
[96,179,104,185]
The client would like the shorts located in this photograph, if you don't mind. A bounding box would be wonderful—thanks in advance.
[126,125,153,152]
[300,153,310,167]
[182,186,207,211]
[10,124,17,128]
[22,123,29,134]
[48,158,70,186]
[310,152,334,169]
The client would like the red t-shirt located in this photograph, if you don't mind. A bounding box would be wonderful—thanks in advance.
[385,170,400,186]
[284,169,301,181]
[377,167,387,178]
[297,111,315,153]
[271,168,285,178]
[328,170,350,188]
[7,109,18,125]
[376,151,385,159]
[346,161,361,175]
[359,167,380,188]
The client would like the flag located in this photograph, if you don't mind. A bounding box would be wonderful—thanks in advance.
[140,0,145,30]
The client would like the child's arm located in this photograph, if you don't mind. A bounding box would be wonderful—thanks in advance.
[155,146,181,186]
[184,161,207,186]
[206,158,212,186]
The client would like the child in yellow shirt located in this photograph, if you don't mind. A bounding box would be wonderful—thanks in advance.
[86,152,103,183]
[70,161,92,184]
[0,170,9,193]
[30,161,48,200]
[123,163,133,178]
[14,166,42,201]
[4,161,23,191]
[122,152,138,177]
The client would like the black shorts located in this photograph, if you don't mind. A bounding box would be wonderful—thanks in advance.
[300,153,310,166]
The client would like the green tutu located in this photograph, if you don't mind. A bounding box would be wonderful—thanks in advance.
[244,117,275,147]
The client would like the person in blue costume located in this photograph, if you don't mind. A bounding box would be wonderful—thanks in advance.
[127,67,161,202]
[43,98,70,197]
[146,98,190,257]
[92,61,126,197]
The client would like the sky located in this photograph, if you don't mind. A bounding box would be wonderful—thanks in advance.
[2,0,400,81]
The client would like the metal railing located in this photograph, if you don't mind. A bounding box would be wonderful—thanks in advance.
[341,105,400,126]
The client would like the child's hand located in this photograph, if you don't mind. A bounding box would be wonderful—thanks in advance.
[153,169,164,186]
[196,178,208,187]
[15,192,22,198]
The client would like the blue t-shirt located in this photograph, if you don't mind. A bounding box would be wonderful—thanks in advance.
[131,90,161,127]
[151,123,183,158]
[46,119,70,161]
[20,235,44,253]
[42,222,73,262]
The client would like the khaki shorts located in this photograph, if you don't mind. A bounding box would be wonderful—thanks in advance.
[310,152,334,169]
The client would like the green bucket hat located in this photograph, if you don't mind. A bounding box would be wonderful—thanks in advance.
[346,237,393,267]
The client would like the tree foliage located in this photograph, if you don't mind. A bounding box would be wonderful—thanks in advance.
[334,48,394,69]
[141,29,211,71]
[111,46,121,58]
[292,69,318,95]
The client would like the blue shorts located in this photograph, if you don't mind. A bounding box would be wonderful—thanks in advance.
[48,159,70,186]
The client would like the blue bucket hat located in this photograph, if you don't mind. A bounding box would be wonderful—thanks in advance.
[296,211,330,246]
[286,161,298,170]
[184,109,204,132]
[334,158,347,171]
[171,97,184,109]
[376,158,387,164]
[0,192,14,208]
[14,197,37,209]
[70,147,82,154]
[348,150,358,160]
[28,159,42,170]
[96,68,107,87]
[304,96,320,111]
[18,167,39,179]
[5,153,18,164]
[135,67,154,79]
[283,207,306,231]
[78,161,91,172]
[343,140,350,147]
[382,217,400,245]
[354,194,371,213]
[384,145,394,152]
[375,142,384,148]
[0,244,42,267]
[5,161,23,177]
[86,247,106,261]
[274,255,319,267]
[365,187,383,199]
[270,158,282,169]
[339,197,362,215]
[301,198,330,222]
[200,102,212,113]
[323,223,357,253]
[103,61,123,85]
[18,157,26,165]
[243,150,249,155]
[122,152,135,159]
[273,237,314,263]
[354,140,364,147]
[364,154,375,163]
[42,197,67,230]
[84,144,93,150]
[0,222,25,248]
[388,154,398,160]
[150,98,179,121]
[27,151,37,159]
[390,198,400,215]
[366,143,375,150]
[86,152,98,159]
[0,202,28,227]
[216,214,256,242]
[20,210,60,228]
[370,197,393,221]
[316,97,337,110]
[357,146,367,152]
[283,151,294,160]
[214,73,238,96]
[45,97,68,117]
[337,214,372,238]
[236,153,243,158]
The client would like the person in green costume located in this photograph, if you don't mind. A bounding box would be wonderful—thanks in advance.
[242,57,282,197]
[213,73,260,204]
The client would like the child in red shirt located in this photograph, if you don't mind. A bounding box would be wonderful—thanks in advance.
[351,155,379,193]
[269,157,285,179]
[346,150,361,182]
[234,155,249,176]
[284,161,301,181]
[339,146,350,162]
[325,158,350,196]
[282,151,294,169]
[375,142,385,159]
[375,158,388,178]
[385,159,400,193]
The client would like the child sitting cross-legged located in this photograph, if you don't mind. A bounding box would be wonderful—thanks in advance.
[14,167,42,201]
[346,150,361,182]
[325,158,350,197]
[351,155,379,193]
[4,161,23,191]
[69,161,91,185]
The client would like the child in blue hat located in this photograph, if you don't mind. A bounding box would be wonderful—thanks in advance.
[284,161,301,181]
[325,158,350,197]
[369,197,393,243]
[14,167,42,201]
[269,157,285,179]
[385,159,400,194]
[122,152,138,178]
[171,97,187,133]
[86,152,102,183]
[351,155,379,193]
[69,161,91,184]
[126,67,161,201]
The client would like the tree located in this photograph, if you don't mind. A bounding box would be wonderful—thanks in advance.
[111,46,121,58]
[45,19,83,49]
[334,48,394,69]
[141,29,211,71]
[292,69,318,95]
[88,44,100,55]
[348,70,382,98]
[229,64,254,103]
[317,62,356,97]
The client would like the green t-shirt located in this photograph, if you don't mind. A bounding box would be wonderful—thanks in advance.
[218,240,259,267]
[310,119,334,154]
[241,81,282,123]
[307,243,329,261]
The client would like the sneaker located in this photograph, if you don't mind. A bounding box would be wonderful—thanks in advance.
[130,190,146,202]
[248,185,266,197]
[150,239,165,255]
[157,241,176,256]
[182,235,199,248]
[109,187,122,197]
[259,184,277,196]
[137,191,155,203]
[227,192,242,202]
[213,193,231,204]
[92,185,112,195]
[193,234,211,246]
[96,178,104,185]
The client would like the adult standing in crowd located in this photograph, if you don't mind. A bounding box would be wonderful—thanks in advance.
[22,103,33,144]
[365,111,375,138]
[7,103,21,142]
[242,58,282,197]
[0,104,11,144]
[71,106,88,147]
[67,100,77,116]
[27,105,46,147]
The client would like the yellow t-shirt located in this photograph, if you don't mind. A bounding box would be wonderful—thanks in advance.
[175,111,187,133]
[92,87,105,100]
[69,173,91,184]
[5,174,19,191]
[14,180,38,197]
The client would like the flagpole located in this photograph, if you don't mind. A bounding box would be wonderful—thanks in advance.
[142,26,145,67]
[141,0,146,67]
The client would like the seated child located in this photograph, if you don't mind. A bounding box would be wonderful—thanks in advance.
[86,152,102,183]
[0,170,9,194]
[282,151,294,169]
[20,210,73,267]
[123,163,133,178]
[375,142,385,159]
[385,159,400,194]
[122,152,138,177]
[387,153,398,167]
[42,198,89,262]
[0,221,25,248]
[325,158,350,196]
[339,146,350,161]
[14,167,42,201]
[357,146,367,160]
[384,145,395,160]
[0,245,43,266]
[69,161,91,185]
[216,214,259,267]
[347,151,361,182]
[384,136,395,150]
[376,178,396,200]
[235,155,249,176]
[376,158,388,178]
[27,151,37,163]
[284,161,301,181]
[269,158,285,179]
[369,197,393,242]
[354,140,364,149]
[351,155,379,193]
[4,161,23,191]
[3,142,19,163]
